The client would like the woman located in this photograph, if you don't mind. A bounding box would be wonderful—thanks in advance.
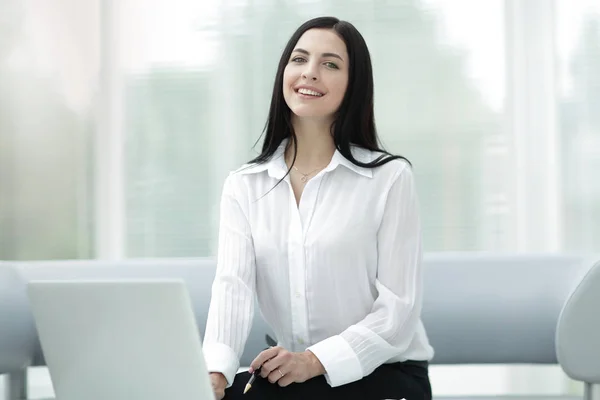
[203,16,434,400]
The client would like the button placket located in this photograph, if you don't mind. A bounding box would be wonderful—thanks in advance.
[294,175,324,348]
[286,180,307,351]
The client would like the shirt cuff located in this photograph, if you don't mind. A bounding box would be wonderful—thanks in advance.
[306,335,363,387]
[202,342,240,388]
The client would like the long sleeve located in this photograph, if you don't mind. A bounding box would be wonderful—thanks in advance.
[202,173,256,387]
[307,163,424,387]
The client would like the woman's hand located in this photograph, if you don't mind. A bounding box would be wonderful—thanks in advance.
[209,372,227,399]
[249,346,326,387]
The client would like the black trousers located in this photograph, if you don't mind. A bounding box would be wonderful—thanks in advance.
[223,361,432,400]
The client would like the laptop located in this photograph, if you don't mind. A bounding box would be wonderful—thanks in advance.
[27,279,216,400]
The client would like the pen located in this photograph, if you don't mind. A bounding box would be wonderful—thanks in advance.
[243,367,260,394]
[244,337,276,395]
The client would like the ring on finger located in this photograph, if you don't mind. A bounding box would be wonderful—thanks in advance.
[278,368,284,378]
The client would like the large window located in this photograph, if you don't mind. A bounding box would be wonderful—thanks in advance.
[558,0,600,253]
[116,0,224,257]
[0,0,98,260]
[114,0,507,257]
[105,0,600,258]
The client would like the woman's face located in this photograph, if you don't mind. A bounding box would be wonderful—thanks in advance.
[282,28,349,121]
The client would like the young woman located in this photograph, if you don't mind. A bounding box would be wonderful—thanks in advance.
[203,16,434,400]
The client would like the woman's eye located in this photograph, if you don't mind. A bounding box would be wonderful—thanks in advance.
[324,62,339,69]
[291,57,306,63]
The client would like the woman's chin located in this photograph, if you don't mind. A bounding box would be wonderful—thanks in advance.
[290,107,333,120]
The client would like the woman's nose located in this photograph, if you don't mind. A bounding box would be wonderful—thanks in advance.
[301,65,318,81]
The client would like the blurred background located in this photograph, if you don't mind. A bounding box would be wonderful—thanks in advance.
[0,0,598,397]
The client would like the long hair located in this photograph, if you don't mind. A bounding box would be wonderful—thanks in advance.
[249,16,410,174]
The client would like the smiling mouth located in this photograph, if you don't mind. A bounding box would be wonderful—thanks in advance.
[296,88,324,97]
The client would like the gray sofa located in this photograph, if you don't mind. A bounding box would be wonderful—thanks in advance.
[1,253,599,400]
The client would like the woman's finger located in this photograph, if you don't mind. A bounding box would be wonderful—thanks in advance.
[260,351,289,378]
[277,373,295,388]
[249,346,282,373]
[267,363,287,384]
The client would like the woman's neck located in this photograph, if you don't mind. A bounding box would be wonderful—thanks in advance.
[286,116,336,169]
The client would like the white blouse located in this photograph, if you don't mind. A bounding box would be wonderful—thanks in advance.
[202,139,434,388]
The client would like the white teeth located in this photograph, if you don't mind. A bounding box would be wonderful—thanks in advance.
[298,88,323,97]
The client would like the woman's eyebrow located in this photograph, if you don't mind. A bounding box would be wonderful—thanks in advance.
[292,48,344,61]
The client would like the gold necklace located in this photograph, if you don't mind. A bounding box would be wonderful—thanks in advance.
[292,165,326,183]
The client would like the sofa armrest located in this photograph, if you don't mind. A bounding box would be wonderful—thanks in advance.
[556,257,600,384]
[0,263,37,373]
